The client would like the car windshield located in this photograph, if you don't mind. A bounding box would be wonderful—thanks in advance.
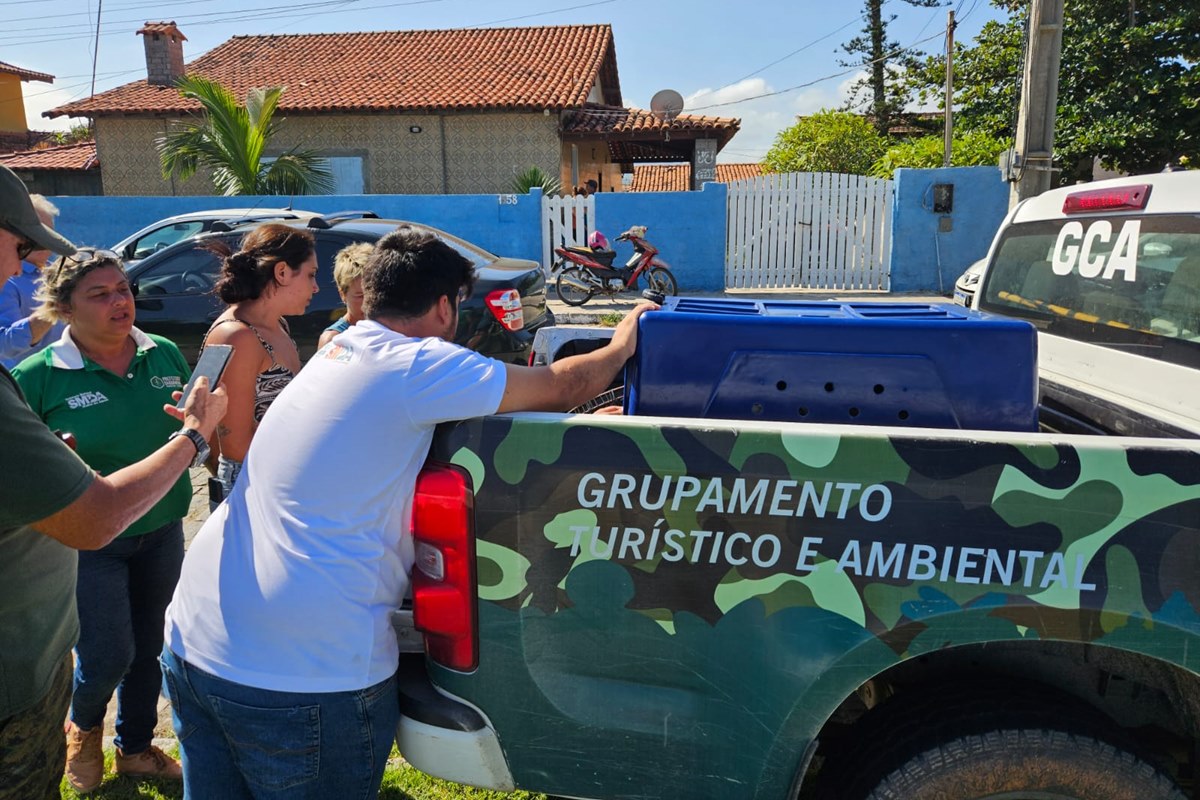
[130,221,205,260]
[979,213,1200,370]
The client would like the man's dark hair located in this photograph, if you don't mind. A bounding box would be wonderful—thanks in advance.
[363,226,475,320]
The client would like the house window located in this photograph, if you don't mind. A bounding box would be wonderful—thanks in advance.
[325,156,364,194]
[263,155,364,194]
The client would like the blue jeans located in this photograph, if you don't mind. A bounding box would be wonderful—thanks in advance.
[160,647,399,799]
[71,520,184,754]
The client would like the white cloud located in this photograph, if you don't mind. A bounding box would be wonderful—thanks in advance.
[681,72,867,164]
[23,86,89,132]
[684,78,771,109]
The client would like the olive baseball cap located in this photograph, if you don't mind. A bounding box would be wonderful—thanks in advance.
[0,165,76,256]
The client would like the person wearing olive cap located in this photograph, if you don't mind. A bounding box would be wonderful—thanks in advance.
[0,164,228,799]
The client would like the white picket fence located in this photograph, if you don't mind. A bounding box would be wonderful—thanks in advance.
[726,172,892,290]
[541,194,595,274]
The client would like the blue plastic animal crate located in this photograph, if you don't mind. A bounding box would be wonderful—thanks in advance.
[623,298,1038,431]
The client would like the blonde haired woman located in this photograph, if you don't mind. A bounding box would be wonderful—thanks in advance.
[317,241,372,349]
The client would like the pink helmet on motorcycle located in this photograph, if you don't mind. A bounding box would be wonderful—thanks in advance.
[587,230,609,250]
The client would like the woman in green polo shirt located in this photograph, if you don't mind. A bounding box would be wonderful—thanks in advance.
[11,250,190,792]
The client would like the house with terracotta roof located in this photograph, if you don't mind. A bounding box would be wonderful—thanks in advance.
[0,140,101,196]
[47,22,740,196]
[0,60,60,154]
[630,162,762,192]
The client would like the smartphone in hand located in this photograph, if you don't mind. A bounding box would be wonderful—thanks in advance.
[177,344,234,410]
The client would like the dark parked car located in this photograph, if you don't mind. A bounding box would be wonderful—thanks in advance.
[126,214,553,364]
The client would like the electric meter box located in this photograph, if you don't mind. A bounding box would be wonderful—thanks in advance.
[624,298,1038,431]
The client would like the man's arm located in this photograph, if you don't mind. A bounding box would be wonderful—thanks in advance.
[32,377,228,550]
[497,303,655,413]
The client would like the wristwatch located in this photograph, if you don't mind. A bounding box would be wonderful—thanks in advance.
[168,427,210,468]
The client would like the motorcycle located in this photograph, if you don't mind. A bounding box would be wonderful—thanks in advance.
[552,226,679,306]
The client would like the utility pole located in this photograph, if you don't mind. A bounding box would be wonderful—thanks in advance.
[1009,0,1065,207]
[943,9,955,167]
[90,0,103,98]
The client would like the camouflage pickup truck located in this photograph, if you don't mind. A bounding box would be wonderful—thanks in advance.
[393,173,1200,800]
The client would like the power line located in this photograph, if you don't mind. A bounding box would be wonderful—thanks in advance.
[704,13,865,96]
[3,0,221,24]
[688,29,947,111]
[474,0,617,26]
[0,0,378,38]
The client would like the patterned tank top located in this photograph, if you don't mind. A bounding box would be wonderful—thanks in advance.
[202,318,296,422]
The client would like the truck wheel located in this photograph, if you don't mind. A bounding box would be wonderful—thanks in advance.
[556,267,593,306]
[864,728,1185,800]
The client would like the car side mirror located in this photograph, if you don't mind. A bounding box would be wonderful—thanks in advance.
[130,281,140,297]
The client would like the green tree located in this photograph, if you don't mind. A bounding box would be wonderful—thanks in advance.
[763,110,888,175]
[906,0,1200,182]
[870,130,1009,178]
[51,124,93,146]
[156,75,333,196]
[841,0,945,135]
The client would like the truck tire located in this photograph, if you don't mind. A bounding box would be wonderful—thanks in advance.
[864,728,1185,800]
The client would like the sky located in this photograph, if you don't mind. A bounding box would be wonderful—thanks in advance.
[6,0,1007,164]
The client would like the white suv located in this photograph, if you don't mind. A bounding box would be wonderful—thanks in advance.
[973,171,1200,437]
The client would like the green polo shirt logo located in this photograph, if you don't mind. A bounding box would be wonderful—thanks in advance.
[66,390,109,409]
[11,328,193,539]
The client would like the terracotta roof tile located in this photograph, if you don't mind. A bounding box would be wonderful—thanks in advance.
[136,21,187,41]
[563,103,739,138]
[0,141,98,171]
[629,162,761,192]
[716,163,762,183]
[49,25,620,118]
[0,61,53,83]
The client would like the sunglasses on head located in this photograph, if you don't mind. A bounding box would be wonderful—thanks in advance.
[51,247,122,278]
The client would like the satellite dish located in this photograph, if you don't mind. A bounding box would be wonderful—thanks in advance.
[650,89,684,121]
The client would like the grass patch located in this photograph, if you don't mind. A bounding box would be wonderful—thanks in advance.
[381,750,548,799]
[60,746,548,800]
[60,747,180,800]
[597,312,624,327]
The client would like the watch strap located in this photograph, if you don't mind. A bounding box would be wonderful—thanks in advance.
[169,427,209,466]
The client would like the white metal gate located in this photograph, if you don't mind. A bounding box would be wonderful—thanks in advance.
[541,194,595,274]
[726,172,892,290]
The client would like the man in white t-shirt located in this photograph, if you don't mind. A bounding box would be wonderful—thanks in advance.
[161,226,653,799]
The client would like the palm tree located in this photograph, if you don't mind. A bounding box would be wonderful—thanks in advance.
[157,75,333,196]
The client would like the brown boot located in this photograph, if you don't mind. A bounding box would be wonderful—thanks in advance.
[64,720,105,793]
[115,744,183,780]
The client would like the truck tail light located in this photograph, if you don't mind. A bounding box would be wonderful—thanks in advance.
[486,289,525,332]
[1062,184,1151,214]
[411,463,477,671]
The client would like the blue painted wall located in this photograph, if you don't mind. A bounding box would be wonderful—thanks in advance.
[594,182,727,292]
[51,191,545,265]
[48,172,1001,295]
[50,183,730,293]
[888,166,1011,293]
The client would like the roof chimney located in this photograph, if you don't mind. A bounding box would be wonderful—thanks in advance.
[136,21,187,87]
